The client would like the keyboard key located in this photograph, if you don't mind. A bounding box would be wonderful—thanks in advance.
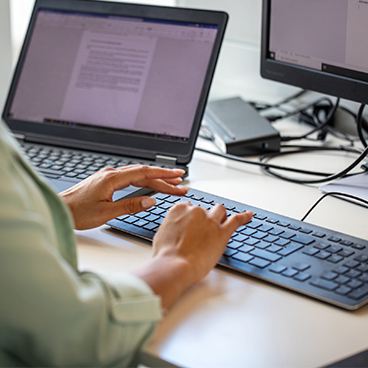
[335,275,350,285]
[247,220,263,229]
[344,260,360,269]
[339,250,355,258]
[321,271,338,281]
[232,234,248,242]
[266,245,282,253]
[302,248,319,256]
[253,241,270,250]
[345,269,362,279]
[282,268,298,278]
[348,285,368,300]
[328,236,341,243]
[327,254,344,264]
[268,228,284,236]
[123,216,139,224]
[252,231,268,240]
[314,242,330,250]
[266,218,278,224]
[241,228,257,236]
[335,286,352,296]
[249,249,282,262]
[299,228,313,234]
[314,251,330,260]
[244,238,260,246]
[238,245,255,253]
[352,244,366,250]
[355,255,368,263]
[347,280,364,289]
[274,238,290,247]
[312,232,326,238]
[258,224,273,232]
[227,240,243,250]
[278,244,303,257]
[326,245,343,254]
[357,264,368,273]
[292,263,311,272]
[277,221,290,227]
[232,253,254,263]
[334,266,349,275]
[279,231,296,239]
[310,278,338,291]
[134,219,149,227]
[292,234,315,245]
[224,248,238,257]
[288,224,301,231]
[143,223,159,231]
[294,273,311,282]
[340,240,354,246]
[248,257,271,268]
[263,235,279,243]
[269,264,287,273]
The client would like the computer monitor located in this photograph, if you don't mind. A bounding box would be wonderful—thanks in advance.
[260,0,368,106]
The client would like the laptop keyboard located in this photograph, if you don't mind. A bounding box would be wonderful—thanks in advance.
[107,188,368,310]
[20,142,181,180]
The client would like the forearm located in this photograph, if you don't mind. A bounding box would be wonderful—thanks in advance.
[134,256,195,310]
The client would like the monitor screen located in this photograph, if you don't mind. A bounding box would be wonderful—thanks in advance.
[261,0,368,105]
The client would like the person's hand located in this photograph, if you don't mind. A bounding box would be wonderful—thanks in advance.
[59,165,188,230]
[134,202,253,310]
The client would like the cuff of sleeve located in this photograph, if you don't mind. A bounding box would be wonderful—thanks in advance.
[92,272,163,323]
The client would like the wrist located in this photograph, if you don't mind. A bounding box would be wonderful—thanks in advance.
[133,255,195,310]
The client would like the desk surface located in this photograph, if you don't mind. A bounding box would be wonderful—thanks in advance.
[76,119,368,368]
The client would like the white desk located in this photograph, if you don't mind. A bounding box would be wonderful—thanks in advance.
[76,120,368,368]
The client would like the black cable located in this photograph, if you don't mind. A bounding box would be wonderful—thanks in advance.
[281,98,339,142]
[260,145,368,184]
[195,145,365,178]
[301,191,368,222]
[256,89,307,112]
[267,97,333,122]
[357,104,368,148]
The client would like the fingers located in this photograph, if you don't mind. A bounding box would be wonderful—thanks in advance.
[106,196,157,219]
[223,211,254,236]
[113,165,186,189]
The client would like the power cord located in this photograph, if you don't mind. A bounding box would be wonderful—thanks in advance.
[195,145,367,180]
[301,191,368,221]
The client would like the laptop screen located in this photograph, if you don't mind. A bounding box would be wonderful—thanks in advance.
[8,9,218,141]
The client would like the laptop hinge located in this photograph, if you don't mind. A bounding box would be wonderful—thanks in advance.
[155,154,177,166]
[12,133,26,141]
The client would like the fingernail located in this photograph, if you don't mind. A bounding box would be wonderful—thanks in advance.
[142,197,156,209]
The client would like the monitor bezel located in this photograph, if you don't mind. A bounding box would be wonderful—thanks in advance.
[260,0,368,105]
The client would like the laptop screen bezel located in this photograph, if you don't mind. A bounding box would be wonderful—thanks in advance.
[2,0,228,164]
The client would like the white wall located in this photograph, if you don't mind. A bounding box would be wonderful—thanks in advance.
[0,0,13,113]
[177,0,295,101]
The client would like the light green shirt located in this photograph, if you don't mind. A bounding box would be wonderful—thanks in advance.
[0,121,162,367]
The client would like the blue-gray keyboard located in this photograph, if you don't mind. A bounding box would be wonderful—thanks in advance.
[107,188,368,310]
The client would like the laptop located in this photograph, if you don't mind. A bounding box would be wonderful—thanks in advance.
[2,0,227,200]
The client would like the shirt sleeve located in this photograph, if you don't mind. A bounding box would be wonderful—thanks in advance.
[0,209,162,368]
[0,126,162,367]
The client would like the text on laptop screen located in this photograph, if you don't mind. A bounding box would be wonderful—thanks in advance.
[9,9,218,141]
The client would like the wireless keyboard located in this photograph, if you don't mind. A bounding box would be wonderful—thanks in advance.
[107,188,368,310]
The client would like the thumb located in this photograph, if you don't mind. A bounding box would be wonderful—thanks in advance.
[112,196,157,217]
